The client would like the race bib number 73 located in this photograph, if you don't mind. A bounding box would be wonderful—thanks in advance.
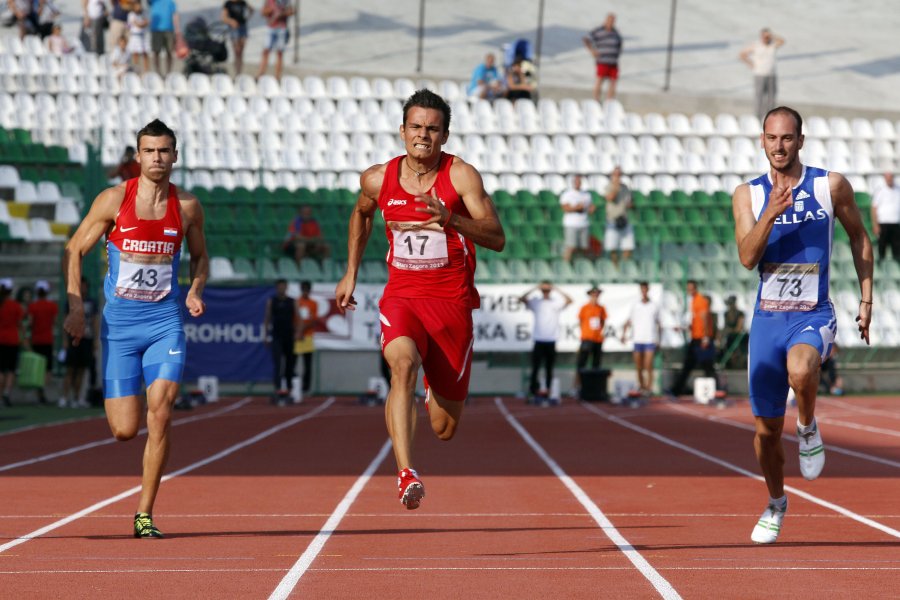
[760,262,819,311]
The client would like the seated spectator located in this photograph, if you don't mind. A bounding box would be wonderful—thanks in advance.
[36,0,60,38]
[46,24,74,55]
[284,205,330,265]
[467,52,504,100]
[109,145,141,180]
[505,59,536,101]
[110,35,133,79]
[9,0,40,39]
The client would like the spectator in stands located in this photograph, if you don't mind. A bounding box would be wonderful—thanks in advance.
[263,278,297,401]
[110,145,141,181]
[149,0,181,76]
[284,204,329,266]
[583,13,623,102]
[127,2,150,73]
[8,0,40,40]
[505,59,536,101]
[110,32,133,79]
[519,281,572,401]
[26,280,58,405]
[740,28,785,121]
[0,278,25,407]
[668,280,716,398]
[604,166,634,266]
[719,295,747,368]
[222,0,253,76]
[295,280,318,396]
[107,0,132,50]
[256,0,294,81]
[46,23,74,55]
[467,52,504,100]
[60,277,98,408]
[559,174,595,262]
[82,0,108,55]
[819,344,844,396]
[575,286,606,393]
[36,0,61,39]
[871,172,900,264]
[620,281,661,395]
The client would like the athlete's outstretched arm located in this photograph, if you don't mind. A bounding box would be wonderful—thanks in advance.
[335,165,381,313]
[732,178,792,269]
[422,159,505,251]
[62,185,123,344]
[831,172,873,343]
[181,193,208,317]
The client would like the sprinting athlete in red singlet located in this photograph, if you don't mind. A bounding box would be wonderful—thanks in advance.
[63,119,209,538]
[335,89,505,509]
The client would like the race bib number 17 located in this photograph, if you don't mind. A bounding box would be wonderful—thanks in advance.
[760,262,819,311]
[391,228,449,270]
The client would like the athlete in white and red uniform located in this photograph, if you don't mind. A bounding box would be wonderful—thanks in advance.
[64,119,209,538]
[335,89,505,509]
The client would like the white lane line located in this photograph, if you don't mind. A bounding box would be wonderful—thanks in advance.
[268,437,392,600]
[581,402,900,540]
[819,396,900,420]
[816,417,900,438]
[0,398,255,473]
[665,403,900,469]
[4,511,898,519]
[2,566,900,575]
[0,415,106,438]
[0,398,336,556]
[495,397,682,600]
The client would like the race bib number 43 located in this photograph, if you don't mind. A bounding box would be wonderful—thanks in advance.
[760,262,819,311]
[391,228,449,270]
[115,253,173,301]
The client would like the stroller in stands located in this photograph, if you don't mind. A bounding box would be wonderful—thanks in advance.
[182,17,229,75]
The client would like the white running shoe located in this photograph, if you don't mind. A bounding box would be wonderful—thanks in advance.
[797,421,825,480]
[751,499,787,544]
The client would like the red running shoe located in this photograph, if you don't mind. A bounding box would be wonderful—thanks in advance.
[397,468,425,510]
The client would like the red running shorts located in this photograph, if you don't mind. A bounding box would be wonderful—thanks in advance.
[380,296,474,402]
[596,63,619,80]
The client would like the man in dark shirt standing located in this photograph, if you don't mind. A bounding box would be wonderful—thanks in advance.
[263,278,298,402]
[583,13,623,101]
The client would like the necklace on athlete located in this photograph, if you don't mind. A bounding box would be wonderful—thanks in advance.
[406,157,439,178]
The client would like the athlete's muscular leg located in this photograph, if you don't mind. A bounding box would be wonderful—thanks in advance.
[754,415,785,498]
[644,351,655,392]
[105,395,144,441]
[427,390,464,442]
[787,344,821,427]
[383,337,421,470]
[137,378,180,514]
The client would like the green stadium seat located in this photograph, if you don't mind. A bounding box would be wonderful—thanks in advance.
[649,190,669,206]
[233,257,255,278]
[257,258,279,279]
[550,259,578,283]
[691,191,713,206]
[515,190,539,206]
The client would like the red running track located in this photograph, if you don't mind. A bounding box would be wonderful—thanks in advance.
[0,394,897,599]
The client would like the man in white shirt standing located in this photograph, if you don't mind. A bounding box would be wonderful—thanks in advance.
[871,172,900,264]
[740,28,785,121]
[519,282,573,402]
[620,281,662,395]
[559,174,595,262]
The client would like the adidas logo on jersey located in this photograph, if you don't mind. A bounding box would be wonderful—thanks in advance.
[387,199,407,206]
[795,190,811,200]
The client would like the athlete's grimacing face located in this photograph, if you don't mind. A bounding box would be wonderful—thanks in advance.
[401,107,449,161]
[761,113,803,172]
[137,135,178,181]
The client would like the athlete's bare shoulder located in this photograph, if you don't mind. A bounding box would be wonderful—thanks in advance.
[94,182,127,214]
[360,161,388,200]
[827,171,854,203]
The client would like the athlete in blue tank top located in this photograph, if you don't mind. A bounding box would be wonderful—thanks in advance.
[732,106,873,544]
[63,119,209,539]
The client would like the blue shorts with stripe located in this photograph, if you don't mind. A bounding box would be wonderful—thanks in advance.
[748,302,836,418]
[101,300,186,399]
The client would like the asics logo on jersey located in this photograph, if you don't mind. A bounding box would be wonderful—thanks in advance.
[795,190,811,200]
[388,199,407,206]
[119,226,138,232]
[168,349,182,355]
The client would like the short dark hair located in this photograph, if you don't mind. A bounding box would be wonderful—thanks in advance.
[136,119,177,151]
[300,280,312,292]
[402,89,451,132]
[763,106,803,137]
[638,281,649,287]
[275,278,287,286]
[686,279,698,287]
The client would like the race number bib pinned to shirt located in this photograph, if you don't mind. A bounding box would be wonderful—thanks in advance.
[589,316,602,331]
[115,253,174,301]
[760,262,819,311]
[390,227,449,270]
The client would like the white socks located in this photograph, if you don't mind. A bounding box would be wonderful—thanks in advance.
[797,417,817,434]
[770,495,787,511]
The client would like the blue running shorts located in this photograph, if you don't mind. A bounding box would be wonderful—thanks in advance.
[101,302,186,399]
[748,303,836,418]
